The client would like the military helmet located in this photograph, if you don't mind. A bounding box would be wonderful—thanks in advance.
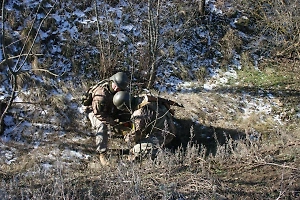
[113,91,132,111]
[110,72,129,90]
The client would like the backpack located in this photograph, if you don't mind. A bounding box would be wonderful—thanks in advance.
[81,79,108,106]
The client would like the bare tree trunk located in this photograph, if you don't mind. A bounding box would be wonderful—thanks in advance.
[147,0,160,89]
[0,101,7,134]
[94,0,108,76]
[0,75,17,135]
[198,0,206,16]
[0,0,14,135]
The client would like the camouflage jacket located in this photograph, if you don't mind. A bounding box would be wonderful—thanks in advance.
[129,97,175,145]
[91,81,118,123]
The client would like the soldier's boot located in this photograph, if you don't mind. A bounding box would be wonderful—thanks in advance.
[99,153,110,166]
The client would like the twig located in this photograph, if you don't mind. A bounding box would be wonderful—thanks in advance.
[0,54,43,66]
[31,68,59,77]
[256,161,298,171]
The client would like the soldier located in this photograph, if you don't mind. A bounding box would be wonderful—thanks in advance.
[113,91,181,161]
[82,72,129,166]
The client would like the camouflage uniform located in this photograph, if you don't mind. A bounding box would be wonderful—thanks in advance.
[87,80,118,154]
[127,95,176,159]
[83,72,129,165]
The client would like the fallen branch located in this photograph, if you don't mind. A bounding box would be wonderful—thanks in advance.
[256,161,299,171]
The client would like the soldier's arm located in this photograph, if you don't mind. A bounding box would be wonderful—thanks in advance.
[92,95,106,114]
[91,88,113,122]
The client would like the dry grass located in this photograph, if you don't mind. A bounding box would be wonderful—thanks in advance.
[1,72,299,199]
[1,124,298,199]
[1,0,300,199]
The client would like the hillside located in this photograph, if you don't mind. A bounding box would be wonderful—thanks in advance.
[1,0,300,199]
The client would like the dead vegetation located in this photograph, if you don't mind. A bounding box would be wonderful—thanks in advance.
[1,0,300,199]
[1,67,299,199]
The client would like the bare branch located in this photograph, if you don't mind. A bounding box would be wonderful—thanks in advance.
[1,0,11,73]
[0,2,56,134]
[261,162,299,170]
[31,68,59,77]
[0,54,43,66]
[147,0,160,89]
[16,3,55,72]
[94,0,106,74]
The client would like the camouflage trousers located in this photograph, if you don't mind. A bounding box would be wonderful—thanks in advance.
[130,136,159,160]
[88,112,111,153]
